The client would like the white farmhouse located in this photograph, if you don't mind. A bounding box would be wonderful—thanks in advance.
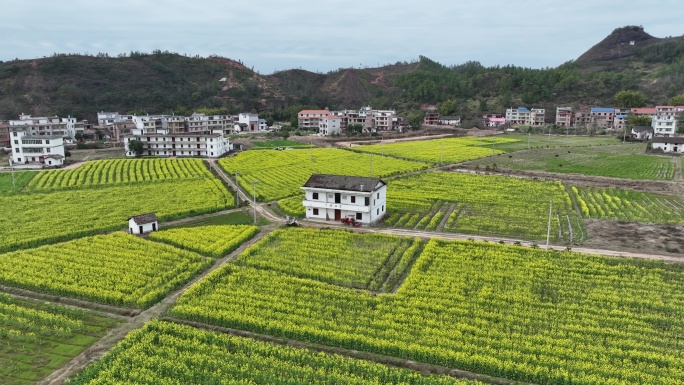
[318,115,342,136]
[128,213,159,235]
[651,137,684,153]
[301,174,387,225]
[9,129,65,167]
[124,129,231,158]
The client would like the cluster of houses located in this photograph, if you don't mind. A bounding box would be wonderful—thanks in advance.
[298,106,409,135]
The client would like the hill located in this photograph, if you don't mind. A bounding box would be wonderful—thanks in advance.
[0,26,683,123]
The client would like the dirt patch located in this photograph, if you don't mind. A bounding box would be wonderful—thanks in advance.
[583,220,684,258]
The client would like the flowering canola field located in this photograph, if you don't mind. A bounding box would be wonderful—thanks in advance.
[572,186,684,223]
[70,320,475,385]
[26,158,212,191]
[353,137,519,164]
[384,172,580,241]
[149,224,259,258]
[218,148,427,201]
[173,237,684,384]
[0,233,210,308]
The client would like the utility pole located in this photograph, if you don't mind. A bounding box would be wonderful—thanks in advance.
[369,153,373,177]
[234,170,240,207]
[546,200,553,251]
[440,142,444,166]
[491,137,496,156]
[252,180,258,225]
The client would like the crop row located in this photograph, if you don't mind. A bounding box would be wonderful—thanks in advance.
[0,178,234,253]
[172,236,684,385]
[0,233,211,308]
[218,148,427,201]
[26,158,212,191]
[0,293,117,385]
[149,224,259,258]
[71,320,474,385]
[236,228,415,289]
[353,137,519,164]
[0,171,36,195]
[572,186,684,224]
[384,172,579,241]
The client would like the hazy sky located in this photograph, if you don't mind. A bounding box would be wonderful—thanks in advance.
[2,0,682,74]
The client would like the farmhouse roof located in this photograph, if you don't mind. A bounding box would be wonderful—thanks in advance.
[652,136,684,144]
[591,107,614,113]
[441,116,461,120]
[298,110,329,115]
[631,108,657,114]
[302,174,386,192]
[129,213,159,225]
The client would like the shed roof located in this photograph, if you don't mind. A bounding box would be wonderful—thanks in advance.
[591,107,615,113]
[129,213,159,225]
[302,174,386,192]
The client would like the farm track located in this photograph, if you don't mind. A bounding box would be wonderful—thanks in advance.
[39,226,277,385]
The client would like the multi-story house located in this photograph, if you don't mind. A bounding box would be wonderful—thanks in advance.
[318,115,342,136]
[505,107,545,126]
[298,110,330,130]
[9,114,69,138]
[653,106,677,136]
[555,107,573,127]
[589,108,615,128]
[9,129,65,167]
[123,128,231,158]
[301,174,387,224]
[185,113,209,133]
[235,113,260,132]
[0,123,9,148]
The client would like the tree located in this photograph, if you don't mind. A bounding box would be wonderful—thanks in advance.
[677,115,684,134]
[437,99,457,116]
[74,132,84,142]
[614,90,646,108]
[628,114,652,127]
[128,139,145,157]
[290,117,299,129]
[407,113,423,130]
[670,94,684,106]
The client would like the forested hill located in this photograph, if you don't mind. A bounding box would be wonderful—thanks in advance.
[0,26,683,122]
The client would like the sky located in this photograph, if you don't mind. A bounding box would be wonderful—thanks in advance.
[2,0,682,74]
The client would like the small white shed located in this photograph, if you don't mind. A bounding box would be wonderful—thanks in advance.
[128,213,159,235]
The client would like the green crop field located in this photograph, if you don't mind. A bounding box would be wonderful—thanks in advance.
[572,186,684,223]
[0,293,117,385]
[218,148,427,201]
[353,137,518,164]
[482,134,620,152]
[470,144,675,180]
[0,171,36,195]
[251,140,313,148]
[0,233,211,308]
[173,235,684,385]
[26,158,212,191]
[384,172,580,242]
[235,228,421,291]
[70,320,475,385]
[149,224,259,258]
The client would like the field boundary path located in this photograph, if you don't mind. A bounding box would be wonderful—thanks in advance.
[39,226,277,385]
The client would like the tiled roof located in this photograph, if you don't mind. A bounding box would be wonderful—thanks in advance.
[591,107,615,113]
[303,174,386,192]
[652,136,684,144]
[298,110,329,115]
[129,213,158,225]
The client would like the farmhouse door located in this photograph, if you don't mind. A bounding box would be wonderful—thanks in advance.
[335,193,341,204]
[335,209,341,221]
[139,225,143,234]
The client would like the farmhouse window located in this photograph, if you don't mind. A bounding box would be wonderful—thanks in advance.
[356,213,362,220]
[365,197,370,206]
[313,208,319,215]
[351,196,356,203]
[312,192,319,200]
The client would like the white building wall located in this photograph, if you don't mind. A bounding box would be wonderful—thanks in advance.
[652,141,684,153]
[10,130,65,165]
[301,185,387,224]
[654,107,677,136]
[128,219,158,234]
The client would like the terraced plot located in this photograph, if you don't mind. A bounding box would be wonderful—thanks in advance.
[0,293,117,385]
[173,237,684,385]
[70,320,474,385]
[384,172,580,242]
[0,178,233,252]
[0,171,35,195]
[353,137,518,164]
[218,148,427,201]
[26,158,212,191]
[572,186,684,223]
[0,233,210,308]
[470,144,675,180]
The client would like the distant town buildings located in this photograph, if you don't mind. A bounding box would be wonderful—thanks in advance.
[8,114,89,140]
[299,106,403,136]
[505,107,545,126]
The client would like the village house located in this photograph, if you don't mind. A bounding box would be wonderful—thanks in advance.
[505,107,545,126]
[318,115,342,136]
[651,136,684,153]
[9,129,66,167]
[123,128,231,158]
[128,213,159,235]
[654,106,678,136]
[423,112,440,125]
[0,123,9,148]
[298,110,330,130]
[438,116,461,126]
[555,107,573,127]
[301,174,387,225]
